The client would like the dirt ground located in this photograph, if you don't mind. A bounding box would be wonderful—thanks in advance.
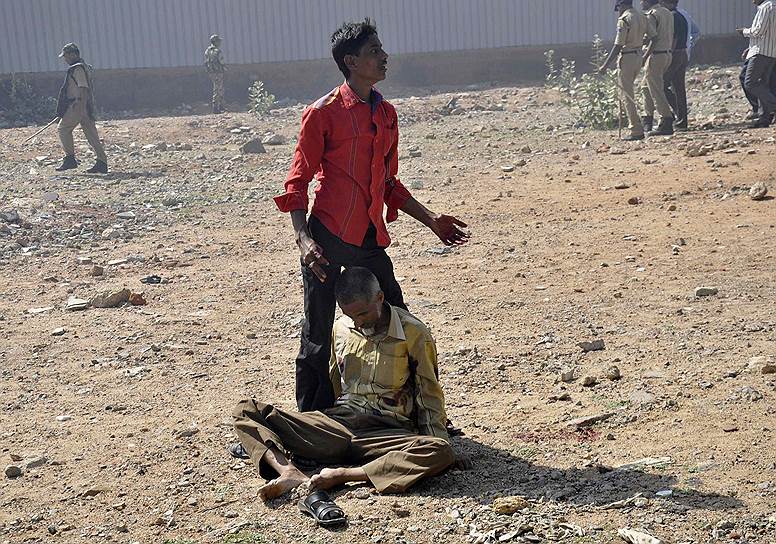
[1,65,775,544]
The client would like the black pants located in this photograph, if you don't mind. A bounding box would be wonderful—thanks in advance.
[664,49,688,124]
[296,215,406,412]
[743,54,776,123]
[740,56,776,115]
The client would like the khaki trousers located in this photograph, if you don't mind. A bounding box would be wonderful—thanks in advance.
[58,104,107,162]
[618,53,644,137]
[209,72,225,109]
[232,399,455,494]
[641,52,674,120]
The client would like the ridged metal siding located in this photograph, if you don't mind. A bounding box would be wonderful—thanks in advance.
[0,0,756,75]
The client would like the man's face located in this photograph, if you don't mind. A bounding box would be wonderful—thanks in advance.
[345,34,388,83]
[62,51,78,65]
[340,291,385,335]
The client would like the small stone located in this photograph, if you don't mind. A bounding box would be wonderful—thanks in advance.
[559,369,575,383]
[43,191,59,202]
[5,464,22,478]
[24,456,48,469]
[90,265,104,277]
[76,256,93,265]
[91,288,131,308]
[606,366,621,380]
[722,423,739,433]
[261,133,286,145]
[48,525,57,535]
[515,159,527,167]
[627,196,641,205]
[492,496,530,514]
[501,165,514,173]
[568,412,614,428]
[578,339,605,352]
[66,297,90,311]
[695,286,718,297]
[128,292,147,306]
[629,390,656,405]
[582,375,598,387]
[749,182,768,201]
[50,327,65,336]
[56,415,72,422]
[668,204,677,211]
[116,211,136,220]
[240,139,266,154]
[762,363,776,375]
[224,510,239,518]
[615,182,630,189]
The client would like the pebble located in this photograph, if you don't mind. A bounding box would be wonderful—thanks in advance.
[606,365,621,380]
[91,288,130,308]
[749,182,768,201]
[578,339,605,352]
[695,286,718,297]
[90,265,104,276]
[56,415,72,422]
[240,138,266,154]
[50,327,65,336]
[5,464,22,478]
[582,375,598,387]
[65,297,90,311]
[559,369,575,383]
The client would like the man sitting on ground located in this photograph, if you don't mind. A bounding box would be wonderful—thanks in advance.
[232,267,457,514]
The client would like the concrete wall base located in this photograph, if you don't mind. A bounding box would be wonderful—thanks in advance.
[1,35,746,114]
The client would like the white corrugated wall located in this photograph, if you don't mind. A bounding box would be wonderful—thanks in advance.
[0,0,755,74]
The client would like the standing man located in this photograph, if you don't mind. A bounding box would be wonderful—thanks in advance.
[599,0,649,141]
[740,48,776,122]
[661,0,690,130]
[640,0,675,136]
[204,34,226,114]
[273,19,469,412]
[55,43,108,174]
[737,0,776,128]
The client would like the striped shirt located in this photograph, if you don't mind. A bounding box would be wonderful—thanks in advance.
[329,304,449,441]
[745,0,776,59]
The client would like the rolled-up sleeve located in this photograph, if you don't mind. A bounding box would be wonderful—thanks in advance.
[274,107,326,213]
[383,109,412,222]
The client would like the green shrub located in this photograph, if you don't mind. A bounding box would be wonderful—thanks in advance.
[247,80,275,117]
[0,74,57,127]
[545,35,620,130]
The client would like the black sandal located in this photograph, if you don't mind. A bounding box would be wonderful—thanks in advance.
[298,490,346,527]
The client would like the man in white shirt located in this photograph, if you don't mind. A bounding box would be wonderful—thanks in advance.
[737,0,776,128]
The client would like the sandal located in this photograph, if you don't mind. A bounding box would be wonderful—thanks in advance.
[228,442,249,460]
[298,490,346,527]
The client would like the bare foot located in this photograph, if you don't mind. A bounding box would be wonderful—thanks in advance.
[309,467,368,491]
[258,469,309,501]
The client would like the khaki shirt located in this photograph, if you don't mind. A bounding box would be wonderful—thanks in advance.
[614,8,648,50]
[645,5,675,51]
[66,65,88,100]
[329,304,449,440]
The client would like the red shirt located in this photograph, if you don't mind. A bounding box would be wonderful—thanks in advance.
[274,83,412,247]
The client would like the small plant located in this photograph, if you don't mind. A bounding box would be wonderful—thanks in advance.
[545,35,620,130]
[247,80,275,117]
[0,74,57,127]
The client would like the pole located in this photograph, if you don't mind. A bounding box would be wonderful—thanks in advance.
[22,116,60,144]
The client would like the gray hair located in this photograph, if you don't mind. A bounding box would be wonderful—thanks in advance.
[335,267,381,305]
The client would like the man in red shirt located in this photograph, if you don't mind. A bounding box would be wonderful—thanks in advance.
[274,19,469,412]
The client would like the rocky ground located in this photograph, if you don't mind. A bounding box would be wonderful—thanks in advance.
[1,64,775,544]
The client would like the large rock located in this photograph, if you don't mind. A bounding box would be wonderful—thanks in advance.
[240,139,266,154]
[749,182,768,201]
[262,133,286,145]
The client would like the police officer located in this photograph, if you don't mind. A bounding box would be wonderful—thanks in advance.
[204,34,226,114]
[640,0,675,136]
[55,43,108,173]
[599,0,648,140]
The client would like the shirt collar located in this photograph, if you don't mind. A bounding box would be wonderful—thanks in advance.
[342,303,406,341]
[340,82,383,112]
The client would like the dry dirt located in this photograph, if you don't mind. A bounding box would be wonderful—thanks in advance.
[1,66,775,544]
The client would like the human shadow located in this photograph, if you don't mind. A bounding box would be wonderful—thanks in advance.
[407,436,743,512]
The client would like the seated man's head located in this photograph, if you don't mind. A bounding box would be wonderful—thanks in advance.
[331,18,388,83]
[335,267,384,335]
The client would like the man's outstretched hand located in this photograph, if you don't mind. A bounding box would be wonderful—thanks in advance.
[429,214,469,246]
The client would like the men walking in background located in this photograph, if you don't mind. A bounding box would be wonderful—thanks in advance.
[599,0,648,140]
[55,43,108,174]
[740,48,776,122]
[640,0,675,136]
[204,34,226,114]
[661,0,690,130]
[737,0,776,128]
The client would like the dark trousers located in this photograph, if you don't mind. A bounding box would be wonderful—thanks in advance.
[296,215,406,412]
[743,54,776,123]
[664,49,689,124]
[741,57,776,114]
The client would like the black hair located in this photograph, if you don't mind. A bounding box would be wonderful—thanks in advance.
[335,266,381,305]
[331,18,378,78]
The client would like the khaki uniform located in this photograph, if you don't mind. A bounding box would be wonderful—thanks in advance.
[204,44,225,112]
[58,64,107,162]
[615,8,648,137]
[641,5,675,121]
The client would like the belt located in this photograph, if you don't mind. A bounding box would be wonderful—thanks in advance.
[652,50,671,54]
[620,50,640,55]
